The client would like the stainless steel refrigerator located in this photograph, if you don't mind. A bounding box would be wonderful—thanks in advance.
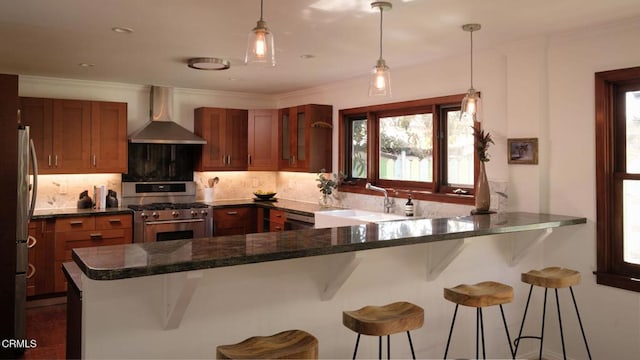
[15,124,37,341]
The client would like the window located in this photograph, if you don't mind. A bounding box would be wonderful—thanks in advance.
[595,66,640,292]
[339,94,478,204]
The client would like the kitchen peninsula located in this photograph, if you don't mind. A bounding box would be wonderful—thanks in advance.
[69,212,585,359]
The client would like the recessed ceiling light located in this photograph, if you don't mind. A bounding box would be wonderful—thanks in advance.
[78,63,95,67]
[111,27,134,34]
[187,57,231,71]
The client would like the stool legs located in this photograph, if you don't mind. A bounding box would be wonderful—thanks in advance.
[444,304,513,360]
[570,287,592,359]
[514,285,592,360]
[351,333,416,359]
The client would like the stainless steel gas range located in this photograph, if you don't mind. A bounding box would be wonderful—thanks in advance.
[122,182,212,243]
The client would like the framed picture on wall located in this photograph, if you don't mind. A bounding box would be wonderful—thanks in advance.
[508,138,539,164]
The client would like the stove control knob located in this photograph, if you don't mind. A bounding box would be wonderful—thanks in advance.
[152,212,159,219]
[172,211,180,218]
[140,212,148,220]
[200,209,208,216]
[191,210,198,217]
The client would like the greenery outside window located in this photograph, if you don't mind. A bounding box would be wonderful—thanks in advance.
[595,66,640,292]
[339,94,478,204]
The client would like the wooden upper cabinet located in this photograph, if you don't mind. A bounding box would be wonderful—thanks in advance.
[52,99,92,172]
[194,107,248,171]
[248,109,278,171]
[90,101,127,173]
[19,97,53,172]
[19,97,127,174]
[279,104,332,172]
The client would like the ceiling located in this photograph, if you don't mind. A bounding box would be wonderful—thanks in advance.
[1,0,639,95]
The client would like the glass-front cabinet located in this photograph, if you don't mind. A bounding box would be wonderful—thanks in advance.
[278,104,332,172]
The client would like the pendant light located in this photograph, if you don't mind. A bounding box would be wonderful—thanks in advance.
[461,23,481,122]
[369,1,392,97]
[245,0,275,66]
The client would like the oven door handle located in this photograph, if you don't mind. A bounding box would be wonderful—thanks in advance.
[144,219,205,226]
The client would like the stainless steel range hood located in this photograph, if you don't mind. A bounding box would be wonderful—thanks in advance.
[128,86,207,144]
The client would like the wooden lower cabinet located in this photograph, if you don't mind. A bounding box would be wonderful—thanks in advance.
[54,214,132,292]
[212,207,257,236]
[27,219,55,297]
[269,209,286,232]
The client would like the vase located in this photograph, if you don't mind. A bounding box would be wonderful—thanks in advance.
[319,193,333,208]
[475,161,491,213]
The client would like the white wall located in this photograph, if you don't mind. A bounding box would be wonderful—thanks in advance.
[19,15,640,358]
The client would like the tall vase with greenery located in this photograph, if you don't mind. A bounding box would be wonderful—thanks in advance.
[316,169,343,208]
[473,127,494,214]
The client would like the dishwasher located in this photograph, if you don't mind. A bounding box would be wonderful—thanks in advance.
[284,212,315,230]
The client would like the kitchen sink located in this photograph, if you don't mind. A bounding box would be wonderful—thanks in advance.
[314,209,406,229]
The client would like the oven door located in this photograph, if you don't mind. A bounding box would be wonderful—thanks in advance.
[143,219,206,242]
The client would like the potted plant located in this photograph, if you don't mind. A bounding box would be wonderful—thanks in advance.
[473,127,494,213]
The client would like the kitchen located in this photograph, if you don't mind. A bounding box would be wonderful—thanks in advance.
[2,0,640,359]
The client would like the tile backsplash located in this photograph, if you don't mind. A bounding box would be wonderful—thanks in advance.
[34,174,122,209]
[35,171,508,218]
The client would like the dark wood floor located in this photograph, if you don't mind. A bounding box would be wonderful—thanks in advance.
[22,301,66,360]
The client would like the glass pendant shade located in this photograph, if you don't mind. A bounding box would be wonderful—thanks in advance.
[461,23,481,122]
[369,59,391,96]
[461,87,481,122]
[245,20,275,66]
[368,1,392,97]
[245,0,275,67]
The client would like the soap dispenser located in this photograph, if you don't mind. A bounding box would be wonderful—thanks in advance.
[404,195,414,217]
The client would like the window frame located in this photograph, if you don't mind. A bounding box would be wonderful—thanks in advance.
[338,94,478,205]
[595,66,640,292]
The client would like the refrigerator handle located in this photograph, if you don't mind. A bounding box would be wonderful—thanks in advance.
[28,139,38,221]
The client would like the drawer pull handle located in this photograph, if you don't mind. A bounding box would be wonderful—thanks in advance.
[26,264,36,279]
[69,221,84,225]
[274,226,281,230]
[226,211,238,215]
[27,235,37,248]
[275,214,282,218]
[108,219,121,223]
[90,233,102,239]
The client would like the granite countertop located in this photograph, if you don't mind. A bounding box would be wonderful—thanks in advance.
[72,212,586,281]
[32,199,328,220]
[32,207,133,219]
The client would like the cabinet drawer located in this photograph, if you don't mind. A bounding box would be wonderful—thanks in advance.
[56,216,95,232]
[95,215,132,230]
[55,229,131,261]
[269,210,286,232]
[212,207,253,220]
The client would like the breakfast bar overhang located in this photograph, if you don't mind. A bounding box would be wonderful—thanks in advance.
[69,212,586,359]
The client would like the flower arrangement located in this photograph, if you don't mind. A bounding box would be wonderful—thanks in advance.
[316,169,343,195]
[473,127,494,162]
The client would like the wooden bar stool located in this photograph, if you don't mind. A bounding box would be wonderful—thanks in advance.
[343,301,424,359]
[513,267,592,360]
[443,281,514,359]
[216,329,318,359]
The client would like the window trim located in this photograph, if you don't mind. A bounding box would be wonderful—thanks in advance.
[338,94,477,205]
[595,66,640,292]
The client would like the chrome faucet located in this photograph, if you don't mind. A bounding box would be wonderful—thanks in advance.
[365,183,393,213]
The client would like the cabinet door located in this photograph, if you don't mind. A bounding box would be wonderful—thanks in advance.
[195,107,225,170]
[20,97,54,172]
[27,219,55,296]
[52,99,91,172]
[91,101,127,173]
[225,109,248,170]
[293,105,309,169]
[248,109,278,170]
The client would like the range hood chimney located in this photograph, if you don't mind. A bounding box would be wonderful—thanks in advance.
[128,86,207,144]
